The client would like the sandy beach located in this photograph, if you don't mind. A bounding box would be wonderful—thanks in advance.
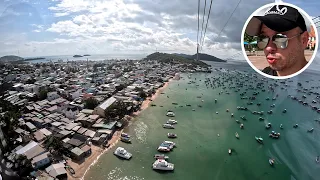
[67,130,122,180]
[246,50,314,70]
[133,80,171,115]
[66,80,171,179]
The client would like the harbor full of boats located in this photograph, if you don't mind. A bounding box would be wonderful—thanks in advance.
[87,65,320,180]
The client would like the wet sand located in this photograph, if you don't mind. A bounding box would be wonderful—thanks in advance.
[66,80,172,179]
[246,50,315,70]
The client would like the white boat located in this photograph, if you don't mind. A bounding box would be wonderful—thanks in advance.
[166,119,177,124]
[154,154,169,160]
[157,146,170,152]
[166,112,175,117]
[152,159,174,171]
[228,149,232,155]
[167,133,177,138]
[121,133,130,138]
[235,132,239,139]
[114,147,132,160]
[240,124,244,129]
[316,156,320,163]
[163,141,176,147]
[269,158,274,166]
[163,123,175,129]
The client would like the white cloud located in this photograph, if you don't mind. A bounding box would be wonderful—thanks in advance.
[54,12,69,17]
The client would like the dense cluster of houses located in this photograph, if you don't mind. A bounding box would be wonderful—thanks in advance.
[0,59,210,179]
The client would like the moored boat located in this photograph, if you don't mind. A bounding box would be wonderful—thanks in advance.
[269,158,274,166]
[120,136,131,143]
[152,159,174,171]
[255,136,263,144]
[154,154,169,160]
[163,123,175,129]
[235,132,239,139]
[167,133,177,138]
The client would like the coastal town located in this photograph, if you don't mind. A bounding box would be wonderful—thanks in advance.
[0,56,211,180]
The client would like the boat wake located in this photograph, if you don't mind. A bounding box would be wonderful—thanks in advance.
[134,121,148,144]
[107,167,145,180]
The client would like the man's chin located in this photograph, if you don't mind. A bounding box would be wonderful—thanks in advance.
[269,65,282,71]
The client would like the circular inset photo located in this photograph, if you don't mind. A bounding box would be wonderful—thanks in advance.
[241,2,318,79]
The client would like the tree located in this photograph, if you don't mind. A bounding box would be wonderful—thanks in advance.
[44,135,64,154]
[138,91,147,100]
[84,97,99,109]
[104,101,129,120]
[244,32,256,43]
[115,84,126,91]
[39,89,48,100]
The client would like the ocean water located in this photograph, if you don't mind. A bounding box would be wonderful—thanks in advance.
[24,54,147,63]
[85,61,320,180]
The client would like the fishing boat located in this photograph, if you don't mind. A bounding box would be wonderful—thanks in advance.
[154,154,169,160]
[293,124,298,128]
[166,119,177,124]
[228,149,232,155]
[167,133,177,138]
[240,124,244,129]
[235,132,239,139]
[120,136,131,143]
[307,128,314,132]
[121,133,130,138]
[235,119,240,123]
[316,156,320,163]
[280,124,283,129]
[269,158,274,166]
[265,123,272,129]
[255,136,263,144]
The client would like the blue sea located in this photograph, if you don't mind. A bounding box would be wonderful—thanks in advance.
[83,60,320,180]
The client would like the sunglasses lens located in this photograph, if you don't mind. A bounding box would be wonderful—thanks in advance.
[273,34,288,49]
[257,36,269,49]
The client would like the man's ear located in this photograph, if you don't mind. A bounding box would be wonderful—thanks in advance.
[301,31,309,48]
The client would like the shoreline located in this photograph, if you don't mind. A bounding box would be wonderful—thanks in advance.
[67,80,172,180]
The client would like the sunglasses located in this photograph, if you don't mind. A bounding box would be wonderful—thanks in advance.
[257,32,303,49]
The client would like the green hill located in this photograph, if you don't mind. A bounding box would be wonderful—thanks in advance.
[0,55,24,62]
[143,52,210,67]
[173,53,226,62]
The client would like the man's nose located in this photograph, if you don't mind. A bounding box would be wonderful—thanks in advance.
[265,38,277,54]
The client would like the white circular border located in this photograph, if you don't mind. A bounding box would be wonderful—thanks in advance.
[241,2,319,80]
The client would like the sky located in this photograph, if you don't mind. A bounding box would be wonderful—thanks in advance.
[0,0,319,60]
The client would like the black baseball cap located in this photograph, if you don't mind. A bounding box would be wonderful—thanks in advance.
[246,4,307,36]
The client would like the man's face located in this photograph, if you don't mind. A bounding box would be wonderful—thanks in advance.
[260,25,306,71]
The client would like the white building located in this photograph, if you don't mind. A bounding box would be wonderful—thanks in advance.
[94,97,117,117]
[69,89,82,100]
[23,84,40,94]
[65,107,79,119]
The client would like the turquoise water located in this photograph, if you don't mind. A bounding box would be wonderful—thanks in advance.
[85,62,320,180]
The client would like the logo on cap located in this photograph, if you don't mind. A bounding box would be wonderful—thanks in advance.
[264,5,287,16]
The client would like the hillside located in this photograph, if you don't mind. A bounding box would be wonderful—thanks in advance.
[173,53,226,62]
[143,52,210,67]
[0,55,24,62]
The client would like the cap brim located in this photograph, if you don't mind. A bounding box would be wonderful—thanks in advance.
[245,15,298,36]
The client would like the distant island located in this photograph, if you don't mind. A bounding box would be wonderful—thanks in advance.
[73,55,83,58]
[173,53,227,62]
[143,52,210,67]
[0,56,47,63]
[0,55,24,62]
[24,57,45,61]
